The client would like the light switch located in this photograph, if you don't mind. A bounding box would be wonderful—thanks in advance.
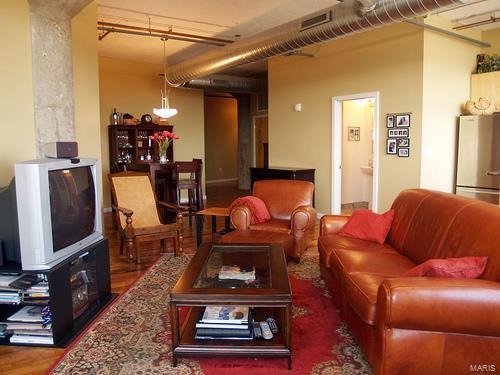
[294,103,302,112]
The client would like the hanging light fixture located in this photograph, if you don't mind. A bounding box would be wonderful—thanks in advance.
[154,37,178,119]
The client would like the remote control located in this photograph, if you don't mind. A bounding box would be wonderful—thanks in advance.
[266,318,278,334]
[259,321,273,340]
[253,322,262,339]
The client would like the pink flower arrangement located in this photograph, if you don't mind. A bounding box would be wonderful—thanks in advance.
[149,130,180,160]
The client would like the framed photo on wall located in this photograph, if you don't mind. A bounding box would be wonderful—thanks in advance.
[396,114,410,127]
[388,128,409,137]
[397,138,410,147]
[348,127,360,141]
[386,115,394,128]
[387,139,397,154]
[398,148,410,157]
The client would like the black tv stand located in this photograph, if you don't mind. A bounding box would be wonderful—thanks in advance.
[0,239,116,347]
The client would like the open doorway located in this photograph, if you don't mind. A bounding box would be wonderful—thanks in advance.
[331,92,379,215]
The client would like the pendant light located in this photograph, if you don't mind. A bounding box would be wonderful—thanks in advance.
[154,38,178,119]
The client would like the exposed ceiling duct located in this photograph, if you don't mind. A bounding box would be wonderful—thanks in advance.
[165,0,463,86]
[182,75,267,93]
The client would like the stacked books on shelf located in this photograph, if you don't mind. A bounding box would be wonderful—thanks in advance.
[23,281,49,305]
[0,275,22,305]
[3,305,53,345]
[195,306,252,340]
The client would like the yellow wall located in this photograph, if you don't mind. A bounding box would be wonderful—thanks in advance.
[72,2,103,203]
[421,16,480,192]
[204,96,238,182]
[482,28,500,55]
[0,0,36,186]
[269,23,424,213]
[99,57,205,207]
[341,100,374,205]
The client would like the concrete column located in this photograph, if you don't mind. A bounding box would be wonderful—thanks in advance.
[28,0,91,156]
[235,94,252,190]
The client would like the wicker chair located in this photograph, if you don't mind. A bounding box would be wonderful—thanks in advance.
[109,172,183,263]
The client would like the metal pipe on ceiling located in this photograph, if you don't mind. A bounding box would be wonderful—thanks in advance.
[181,74,267,93]
[406,19,491,47]
[97,21,233,46]
[97,26,227,46]
[165,0,464,86]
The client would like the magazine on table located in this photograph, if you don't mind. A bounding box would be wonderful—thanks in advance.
[199,306,249,324]
[218,266,256,281]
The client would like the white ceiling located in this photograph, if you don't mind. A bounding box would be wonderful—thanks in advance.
[96,0,500,75]
[97,0,339,70]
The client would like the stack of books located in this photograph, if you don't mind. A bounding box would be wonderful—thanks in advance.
[3,305,53,345]
[0,275,22,305]
[195,306,252,340]
[23,281,49,305]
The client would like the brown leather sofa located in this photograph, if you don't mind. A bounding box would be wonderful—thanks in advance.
[319,189,500,375]
[229,179,316,261]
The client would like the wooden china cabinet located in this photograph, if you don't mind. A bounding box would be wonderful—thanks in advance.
[108,124,174,172]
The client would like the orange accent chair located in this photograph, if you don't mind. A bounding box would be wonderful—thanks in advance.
[228,179,316,262]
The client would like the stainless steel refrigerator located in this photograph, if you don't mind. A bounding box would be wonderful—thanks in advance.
[456,114,500,205]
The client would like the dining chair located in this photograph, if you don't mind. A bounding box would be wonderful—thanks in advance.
[167,159,204,226]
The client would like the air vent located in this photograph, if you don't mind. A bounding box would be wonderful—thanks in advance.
[300,11,332,31]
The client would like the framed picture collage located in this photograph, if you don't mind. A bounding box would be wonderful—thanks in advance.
[386,113,410,157]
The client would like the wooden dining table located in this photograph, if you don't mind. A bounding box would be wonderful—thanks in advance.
[128,161,176,202]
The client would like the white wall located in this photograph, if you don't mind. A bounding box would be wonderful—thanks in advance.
[341,100,373,205]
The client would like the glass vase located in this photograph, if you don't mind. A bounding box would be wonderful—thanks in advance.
[159,142,169,164]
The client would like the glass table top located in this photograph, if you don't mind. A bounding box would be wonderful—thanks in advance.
[193,246,271,289]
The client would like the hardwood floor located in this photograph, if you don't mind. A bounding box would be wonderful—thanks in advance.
[0,182,249,375]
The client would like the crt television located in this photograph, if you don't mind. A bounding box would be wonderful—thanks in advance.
[14,158,103,270]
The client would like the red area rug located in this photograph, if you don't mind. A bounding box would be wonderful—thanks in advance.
[48,250,372,374]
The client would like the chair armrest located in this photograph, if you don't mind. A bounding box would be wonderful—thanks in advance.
[230,205,252,230]
[157,200,185,213]
[319,215,349,235]
[112,204,133,217]
[291,205,316,232]
[376,277,500,337]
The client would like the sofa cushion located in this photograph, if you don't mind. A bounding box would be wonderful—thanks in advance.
[404,256,488,278]
[329,249,416,277]
[339,209,395,244]
[342,272,388,326]
[328,248,415,326]
[318,235,397,268]
[249,219,291,234]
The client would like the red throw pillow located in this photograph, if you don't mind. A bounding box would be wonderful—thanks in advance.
[338,209,395,244]
[404,257,488,278]
[228,196,271,224]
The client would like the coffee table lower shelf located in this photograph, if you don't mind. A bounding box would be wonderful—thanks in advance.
[171,306,292,369]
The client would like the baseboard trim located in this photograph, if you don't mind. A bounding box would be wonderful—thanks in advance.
[205,178,238,185]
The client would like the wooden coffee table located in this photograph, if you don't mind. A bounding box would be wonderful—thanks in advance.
[170,243,292,369]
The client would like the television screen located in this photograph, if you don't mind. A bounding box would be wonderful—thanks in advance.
[49,166,96,252]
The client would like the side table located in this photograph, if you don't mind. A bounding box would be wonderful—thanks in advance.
[195,207,231,247]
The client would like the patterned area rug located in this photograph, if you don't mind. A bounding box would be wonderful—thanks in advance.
[49,250,372,374]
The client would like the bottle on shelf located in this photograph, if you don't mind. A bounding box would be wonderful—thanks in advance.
[146,150,152,161]
[112,108,119,125]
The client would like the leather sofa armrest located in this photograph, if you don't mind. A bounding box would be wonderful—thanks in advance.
[291,205,317,232]
[229,205,251,230]
[319,215,349,236]
[376,277,500,337]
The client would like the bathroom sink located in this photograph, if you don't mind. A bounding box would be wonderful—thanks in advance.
[361,166,373,176]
